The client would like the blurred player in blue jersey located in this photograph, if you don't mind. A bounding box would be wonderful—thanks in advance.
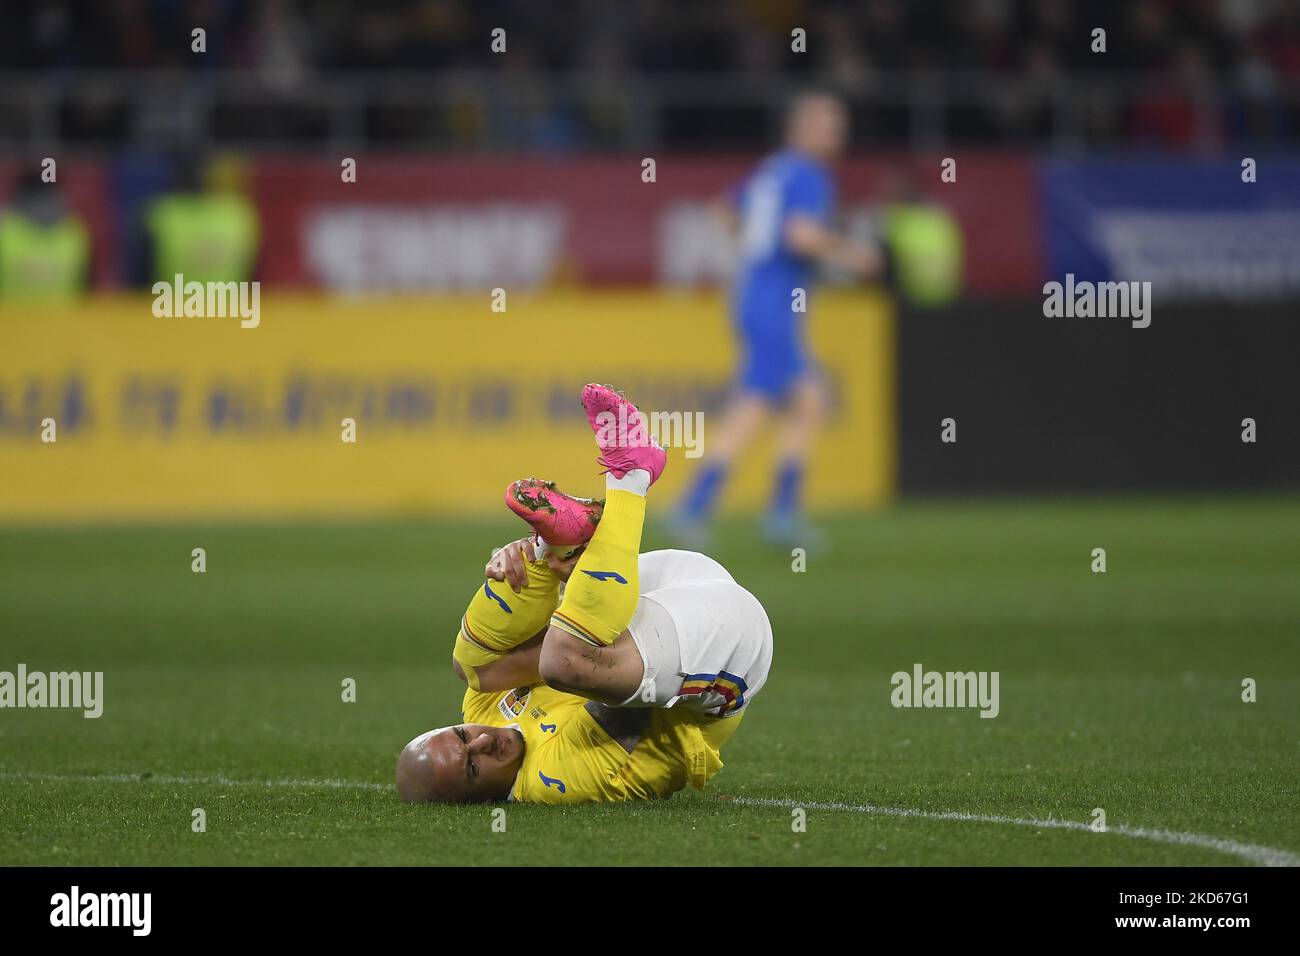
[673,90,881,549]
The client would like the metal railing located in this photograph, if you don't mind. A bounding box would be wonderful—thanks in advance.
[1,69,1296,153]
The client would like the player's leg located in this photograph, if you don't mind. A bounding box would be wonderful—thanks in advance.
[764,371,829,545]
[453,479,602,691]
[633,580,770,716]
[568,558,771,797]
[506,477,602,557]
[621,550,772,716]
[539,385,666,702]
[618,561,769,723]
[674,311,792,539]
[672,310,783,536]
[635,547,733,593]
[540,550,743,710]
[548,482,646,647]
[674,392,768,535]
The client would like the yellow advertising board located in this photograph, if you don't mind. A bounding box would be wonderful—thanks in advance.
[0,291,893,523]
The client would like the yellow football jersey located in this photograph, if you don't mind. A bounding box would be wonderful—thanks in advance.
[461,683,744,804]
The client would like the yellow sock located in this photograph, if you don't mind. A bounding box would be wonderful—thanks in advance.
[550,488,645,646]
[454,556,559,689]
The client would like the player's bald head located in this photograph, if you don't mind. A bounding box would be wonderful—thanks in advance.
[395,724,524,804]
[395,728,457,803]
[785,89,849,161]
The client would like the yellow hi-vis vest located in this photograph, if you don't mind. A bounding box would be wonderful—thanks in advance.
[884,203,964,308]
[0,212,89,299]
[146,193,259,285]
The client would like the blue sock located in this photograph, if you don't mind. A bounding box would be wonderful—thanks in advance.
[680,464,727,521]
[770,460,803,522]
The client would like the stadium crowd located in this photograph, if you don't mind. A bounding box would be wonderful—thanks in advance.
[2,0,1299,148]
[4,0,1299,79]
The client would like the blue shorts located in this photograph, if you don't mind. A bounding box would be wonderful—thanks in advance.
[735,313,809,401]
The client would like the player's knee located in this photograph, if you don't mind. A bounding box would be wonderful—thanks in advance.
[796,380,829,423]
[538,630,587,694]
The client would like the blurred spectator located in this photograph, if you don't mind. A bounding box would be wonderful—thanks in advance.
[142,153,259,285]
[1128,42,1222,148]
[1251,1,1300,77]
[0,0,1278,81]
[2,0,1299,150]
[0,170,89,301]
[877,170,964,310]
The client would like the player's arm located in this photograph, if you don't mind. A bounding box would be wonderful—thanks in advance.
[451,630,544,692]
[450,537,560,692]
[785,212,881,277]
[711,194,740,238]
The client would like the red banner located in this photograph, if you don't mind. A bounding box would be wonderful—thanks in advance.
[251,152,1041,296]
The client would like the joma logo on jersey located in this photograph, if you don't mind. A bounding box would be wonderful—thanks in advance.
[498,687,530,721]
[538,771,566,793]
[483,581,512,613]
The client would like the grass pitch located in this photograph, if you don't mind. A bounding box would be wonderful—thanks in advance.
[1,496,1297,866]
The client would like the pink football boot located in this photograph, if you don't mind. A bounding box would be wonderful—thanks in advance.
[505,478,603,551]
[580,383,667,485]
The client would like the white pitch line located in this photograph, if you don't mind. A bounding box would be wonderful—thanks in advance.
[0,770,390,792]
[3,771,1294,867]
[728,796,1300,868]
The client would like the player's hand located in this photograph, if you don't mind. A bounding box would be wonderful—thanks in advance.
[843,241,882,278]
[543,546,584,583]
[486,536,536,593]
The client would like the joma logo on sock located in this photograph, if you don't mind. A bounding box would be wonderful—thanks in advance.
[1042,273,1151,328]
[581,570,628,584]
[151,273,261,328]
[890,663,1000,719]
[50,886,151,936]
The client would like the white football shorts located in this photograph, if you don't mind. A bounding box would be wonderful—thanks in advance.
[621,549,773,717]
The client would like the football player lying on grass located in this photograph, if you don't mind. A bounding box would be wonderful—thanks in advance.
[396,384,773,804]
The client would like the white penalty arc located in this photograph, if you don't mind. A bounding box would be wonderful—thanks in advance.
[729,796,1299,868]
[2,771,1294,867]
